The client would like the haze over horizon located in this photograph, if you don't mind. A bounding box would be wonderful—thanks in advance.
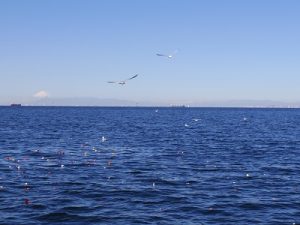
[1,0,300,106]
[1,95,300,108]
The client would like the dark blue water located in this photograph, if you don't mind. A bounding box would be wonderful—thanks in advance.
[1,107,300,225]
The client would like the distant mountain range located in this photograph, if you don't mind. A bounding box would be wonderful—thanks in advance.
[1,97,300,108]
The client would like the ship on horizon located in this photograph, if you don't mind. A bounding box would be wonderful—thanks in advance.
[10,104,22,107]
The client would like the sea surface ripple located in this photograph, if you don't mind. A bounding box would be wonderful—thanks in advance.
[0,107,300,224]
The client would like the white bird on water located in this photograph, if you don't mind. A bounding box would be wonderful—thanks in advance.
[107,74,138,85]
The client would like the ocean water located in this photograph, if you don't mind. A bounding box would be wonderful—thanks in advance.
[0,106,300,225]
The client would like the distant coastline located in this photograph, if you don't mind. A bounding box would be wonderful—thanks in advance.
[1,97,300,108]
[1,105,300,109]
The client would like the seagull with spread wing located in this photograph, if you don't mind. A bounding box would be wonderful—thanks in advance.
[107,74,138,85]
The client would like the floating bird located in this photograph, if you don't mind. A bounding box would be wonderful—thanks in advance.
[107,74,138,85]
[156,50,178,59]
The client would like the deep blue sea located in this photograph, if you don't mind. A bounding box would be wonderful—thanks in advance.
[1,107,300,225]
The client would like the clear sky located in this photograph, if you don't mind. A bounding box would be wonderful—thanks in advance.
[1,0,300,105]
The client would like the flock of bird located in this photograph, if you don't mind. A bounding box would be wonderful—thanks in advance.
[107,50,178,85]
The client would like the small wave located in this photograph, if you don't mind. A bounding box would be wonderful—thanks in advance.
[36,212,100,223]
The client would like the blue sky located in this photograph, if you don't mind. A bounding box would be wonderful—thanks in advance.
[1,0,300,105]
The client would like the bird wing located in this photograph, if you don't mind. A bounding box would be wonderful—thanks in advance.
[125,74,138,81]
[156,53,167,57]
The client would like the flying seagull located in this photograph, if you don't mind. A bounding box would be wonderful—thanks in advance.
[156,50,178,59]
[107,74,138,85]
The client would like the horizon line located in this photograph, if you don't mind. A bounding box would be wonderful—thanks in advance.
[1,105,300,109]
